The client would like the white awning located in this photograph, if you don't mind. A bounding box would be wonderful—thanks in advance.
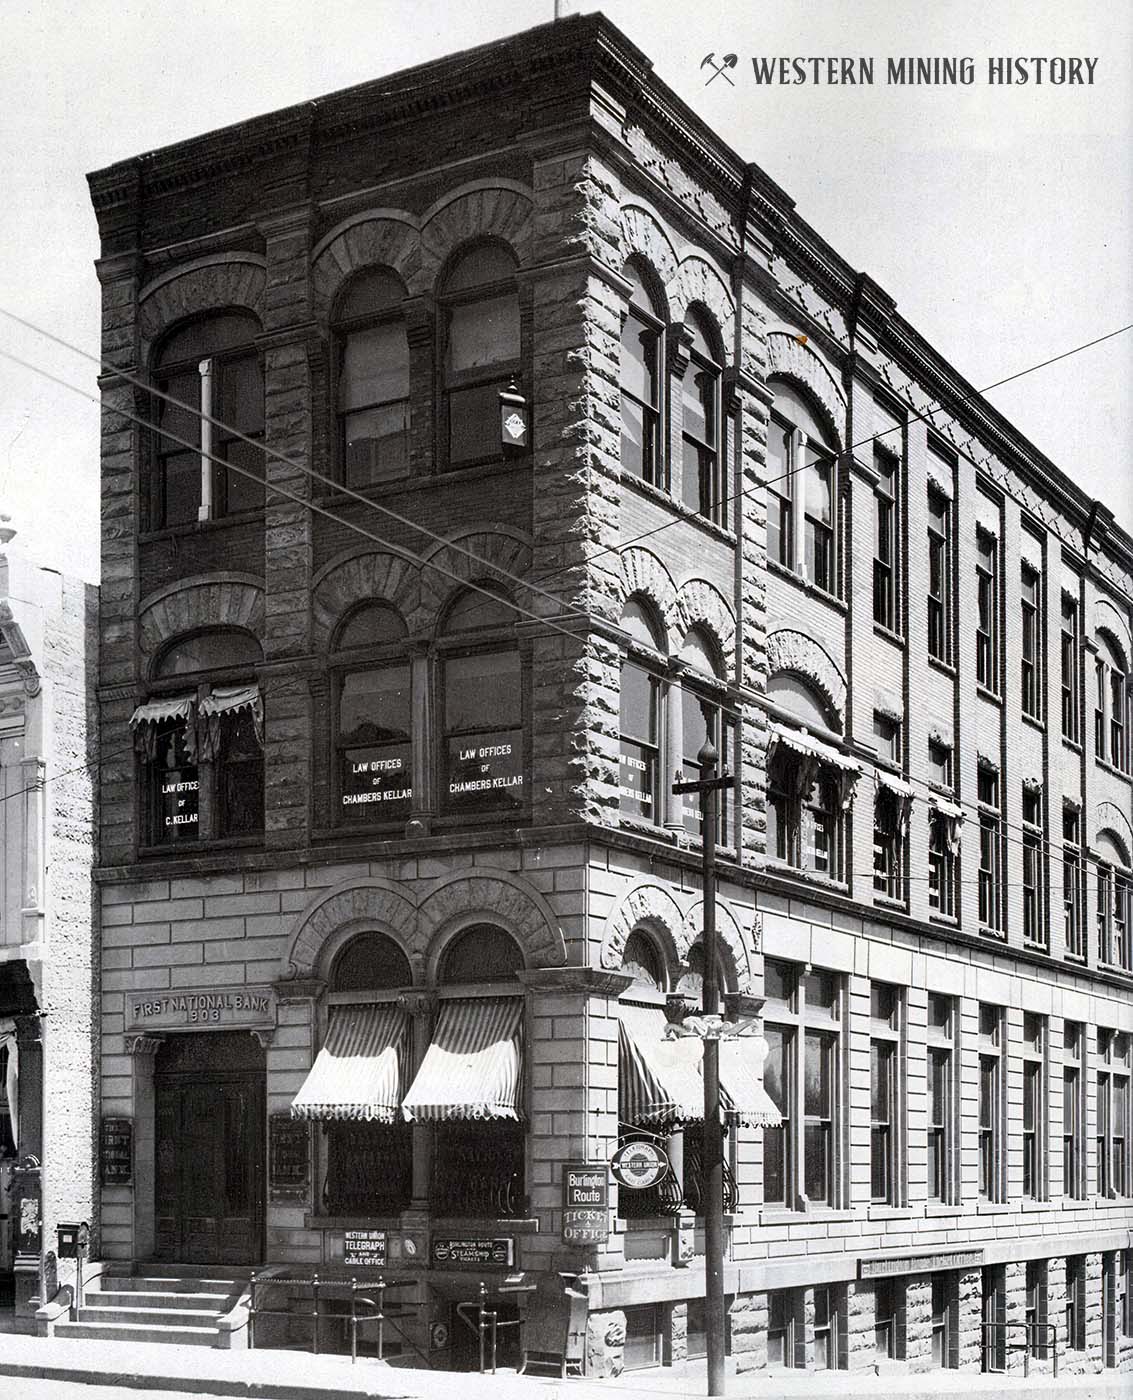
[401,997,524,1122]
[129,694,195,728]
[769,722,859,773]
[619,1002,705,1127]
[875,771,915,801]
[719,1037,783,1129]
[929,795,964,821]
[198,684,263,759]
[291,1003,407,1123]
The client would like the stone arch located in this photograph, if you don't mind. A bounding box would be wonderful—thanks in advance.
[310,211,421,317]
[600,882,686,980]
[421,182,533,282]
[1094,800,1133,859]
[682,897,752,992]
[1093,596,1132,669]
[311,548,421,651]
[673,579,736,679]
[617,548,678,648]
[765,627,847,727]
[670,256,735,347]
[138,574,264,662]
[416,528,532,633]
[417,871,566,975]
[619,205,678,297]
[764,327,847,445]
[283,878,420,980]
[138,255,266,359]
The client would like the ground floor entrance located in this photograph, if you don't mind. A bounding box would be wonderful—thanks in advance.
[154,1032,265,1265]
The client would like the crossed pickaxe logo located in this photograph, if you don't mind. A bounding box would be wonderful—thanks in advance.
[701,53,738,86]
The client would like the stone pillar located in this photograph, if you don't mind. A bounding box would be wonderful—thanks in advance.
[956,1267,983,1370]
[729,1290,766,1374]
[126,1034,163,1262]
[397,992,437,1215]
[1003,1260,1026,1374]
[406,645,433,836]
[906,1276,934,1371]
[845,1278,875,1371]
[1085,1252,1104,1372]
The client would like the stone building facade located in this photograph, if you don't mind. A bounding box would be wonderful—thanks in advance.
[0,522,98,1328]
[87,13,1132,1377]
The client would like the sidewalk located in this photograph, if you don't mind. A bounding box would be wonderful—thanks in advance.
[0,1332,1127,1400]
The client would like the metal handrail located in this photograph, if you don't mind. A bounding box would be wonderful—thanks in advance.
[456,1280,523,1374]
[981,1319,1060,1377]
[248,1269,418,1363]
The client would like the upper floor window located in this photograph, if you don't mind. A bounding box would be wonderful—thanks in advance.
[928,738,953,789]
[1022,1012,1047,1199]
[334,269,409,487]
[978,1003,1005,1202]
[1094,632,1130,773]
[678,628,735,845]
[441,243,521,469]
[1096,831,1132,971]
[1063,1021,1086,1199]
[1020,563,1042,720]
[872,448,900,633]
[977,766,1003,935]
[620,263,664,488]
[131,628,264,847]
[440,587,523,816]
[1021,787,1046,948]
[870,983,902,1205]
[927,993,956,1203]
[680,314,723,523]
[334,603,412,826]
[618,598,665,824]
[152,312,264,528]
[1096,1029,1131,1199]
[1061,593,1082,742]
[976,528,999,693]
[925,449,953,664]
[1064,806,1086,959]
[766,380,838,595]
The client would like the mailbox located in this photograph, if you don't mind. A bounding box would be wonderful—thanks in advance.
[56,1221,89,1260]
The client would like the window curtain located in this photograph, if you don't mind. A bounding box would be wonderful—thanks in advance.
[0,1032,17,1151]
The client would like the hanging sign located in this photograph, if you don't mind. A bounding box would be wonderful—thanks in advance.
[610,1141,669,1190]
[561,1164,609,1245]
[431,1236,515,1268]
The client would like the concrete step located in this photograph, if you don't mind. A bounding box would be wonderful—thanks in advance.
[52,1319,220,1347]
[106,1275,246,1294]
[77,1304,227,1326]
[86,1287,234,1309]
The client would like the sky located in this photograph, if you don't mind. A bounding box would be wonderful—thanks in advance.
[0,0,1129,581]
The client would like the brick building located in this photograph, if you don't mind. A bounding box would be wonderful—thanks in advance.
[0,520,98,1329]
[86,13,1132,1377]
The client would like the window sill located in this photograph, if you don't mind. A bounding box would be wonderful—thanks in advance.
[1020,1198,1051,1211]
[978,927,1007,942]
[874,894,909,914]
[765,558,846,612]
[927,656,956,679]
[313,822,411,843]
[1059,1198,1091,1210]
[929,913,960,930]
[759,1206,853,1224]
[763,860,849,895]
[923,1201,963,1217]
[138,834,263,858]
[138,509,265,544]
[975,685,1003,706]
[867,1204,914,1220]
[1061,736,1082,754]
[1097,961,1133,978]
[1023,940,1051,956]
[975,1201,1010,1214]
[1094,757,1132,787]
[873,623,906,649]
[1022,713,1045,734]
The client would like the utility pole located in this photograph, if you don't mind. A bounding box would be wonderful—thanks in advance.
[673,740,734,1396]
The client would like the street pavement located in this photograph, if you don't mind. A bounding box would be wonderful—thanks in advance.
[0,1332,1129,1400]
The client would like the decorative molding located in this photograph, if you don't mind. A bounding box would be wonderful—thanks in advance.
[419,870,567,974]
[765,628,847,725]
[600,881,686,976]
[126,1034,164,1058]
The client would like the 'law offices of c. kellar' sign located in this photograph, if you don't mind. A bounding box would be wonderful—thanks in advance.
[161,771,198,831]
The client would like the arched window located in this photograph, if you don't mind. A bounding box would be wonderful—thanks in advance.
[678,627,735,843]
[619,596,665,824]
[333,603,412,826]
[439,585,523,815]
[332,932,413,992]
[133,628,264,846]
[439,924,524,984]
[334,269,409,486]
[153,312,264,528]
[620,262,664,488]
[441,243,521,468]
[680,312,722,523]
[621,930,664,992]
[1095,633,1130,774]
[1096,830,1132,971]
[765,378,839,593]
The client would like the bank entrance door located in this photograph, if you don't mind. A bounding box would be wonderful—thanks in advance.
[154,1032,265,1265]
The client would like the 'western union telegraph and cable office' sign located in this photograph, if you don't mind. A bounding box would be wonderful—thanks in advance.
[126,986,274,1032]
[859,1248,983,1278]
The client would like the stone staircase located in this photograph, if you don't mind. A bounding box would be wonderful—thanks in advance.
[52,1265,253,1348]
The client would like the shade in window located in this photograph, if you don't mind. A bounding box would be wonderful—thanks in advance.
[442,243,521,468]
[620,264,663,487]
[618,598,665,823]
[153,312,264,527]
[335,269,409,486]
[679,626,734,843]
[1061,593,1081,741]
[767,380,839,592]
[680,313,722,521]
[439,924,523,984]
[976,528,999,692]
[1020,563,1041,719]
[926,482,952,663]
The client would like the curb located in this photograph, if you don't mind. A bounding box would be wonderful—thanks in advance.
[0,1359,418,1400]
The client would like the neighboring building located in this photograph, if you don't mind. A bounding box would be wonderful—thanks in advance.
[0,519,98,1329]
[86,13,1132,1377]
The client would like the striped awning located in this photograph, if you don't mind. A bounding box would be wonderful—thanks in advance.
[619,1002,705,1127]
[769,722,859,773]
[719,1038,783,1128]
[291,1003,407,1123]
[401,997,524,1122]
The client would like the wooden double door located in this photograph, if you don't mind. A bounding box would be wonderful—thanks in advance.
[154,1032,265,1265]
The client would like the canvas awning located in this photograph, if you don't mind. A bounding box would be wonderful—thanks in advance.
[768,722,859,774]
[929,794,965,853]
[198,684,264,758]
[401,997,524,1122]
[129,693,196,761]
[619,1002,705,1127]
[290,1003,407,1123]
[718,1037,783,1128]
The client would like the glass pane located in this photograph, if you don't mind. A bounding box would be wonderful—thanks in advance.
[217,353,264,433]
[444,650,521,730]
[340,323,409,411]
[445,728,524,811]
[930,1051,947,1122]
[340,666,410,742]
[763,1125,786,1204]
[928,994,952,1034]
[220,438,265,513]
[804,1122,829,1201]
[444,245,516,293]
[804,1033,830,1116]
[620,314,657,403]
[620,393,647,477]
[763,1027,788,1109]
[449,381,506,465]
[217,716,263,837]
[154,725,199,843]
[448,294,519,372]
[158,369,201,449]
[344,403,409,483]
[764,961,794,1007]
[157,630,261,676]
[161,452,200,527]
[804,970,838,1017]
[620,664,656,743]
[871,1043,891,1121]
[337,604,406,651]
[806,450,833,523]
[618,738,655,820]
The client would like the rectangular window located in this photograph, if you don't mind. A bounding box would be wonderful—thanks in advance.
[804,448,835,594]
[1097,1031,1131,1198]
[928,810,958,919]
[979,1004,1004,1201]
[767,1291,795,1368]
[1097,868,1132,971]
[1023,1013,1046,1199]
[1099,866,1114,964]
[804,1030,836,1204]
[1065,1257,1086,1351]
[873,786,905,901]
[873,711,901,764]
[681,692,736,845]
[927,486,952,664]
[813,1286,839,1370]
[762,1024,793,1207]
[681,353,721,522]
[927,994,955,1202]
[338,664,412,824]
[931,1275,954,1368]
[1063,1022,1085,1199]
[620,308,661,487]
[870,983,901,1204]
[976,528,999,693]
[1096,656,1107,759]
[1123,1250,1133,1338]
[1061,593,1081,741]
[928,739,952,788]
[1111,662,1129,771]
[1025,1260,1046,1359]
[1064,808,1085,959]
[442,650,523,815]
[978,768,1003,935]
[618,662,659,823]
[873,449,899,631]
[1022,788,1045,948]
[766,414,794,569]
[874,1280,899,1360]
[622,1304,661,1370]
[1021,564,1042,719]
